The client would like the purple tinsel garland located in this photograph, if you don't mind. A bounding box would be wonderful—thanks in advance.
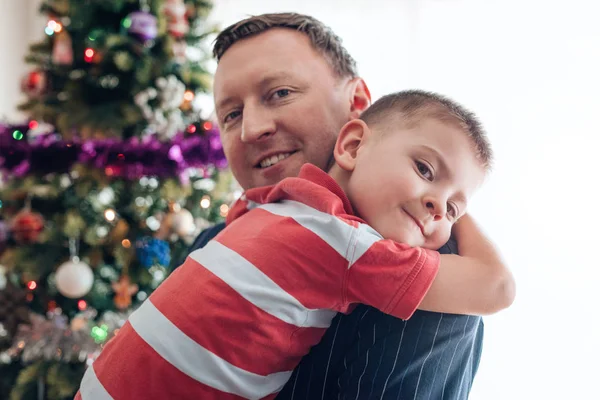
[0,124,227,180]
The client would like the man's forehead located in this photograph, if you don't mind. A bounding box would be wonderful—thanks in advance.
[214,29,330,82]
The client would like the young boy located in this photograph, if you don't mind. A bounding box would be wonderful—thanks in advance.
[77,90,514,400]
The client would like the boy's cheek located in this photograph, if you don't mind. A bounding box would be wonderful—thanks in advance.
[428,225,453,251]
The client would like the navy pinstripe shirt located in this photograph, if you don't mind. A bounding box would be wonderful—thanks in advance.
[188,223,483,399]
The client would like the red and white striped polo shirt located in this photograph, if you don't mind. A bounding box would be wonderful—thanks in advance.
[77,164,439,400]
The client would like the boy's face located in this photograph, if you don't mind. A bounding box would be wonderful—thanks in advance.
[344,119,485,250]
[213,29,357,190]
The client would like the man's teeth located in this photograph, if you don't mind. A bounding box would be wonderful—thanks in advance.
[260,153,291,168]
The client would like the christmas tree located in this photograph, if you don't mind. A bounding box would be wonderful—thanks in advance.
[0,1,237,398]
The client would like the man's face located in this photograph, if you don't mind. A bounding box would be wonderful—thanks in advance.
[214,29,353,190]
[346,119,485,250]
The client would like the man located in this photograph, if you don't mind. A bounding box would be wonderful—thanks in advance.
[190,13,485,399]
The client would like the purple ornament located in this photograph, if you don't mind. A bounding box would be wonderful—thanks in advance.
[0,123,227,180]
[127,11,158,42]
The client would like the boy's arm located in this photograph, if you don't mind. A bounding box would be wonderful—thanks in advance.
[417,214,516,315]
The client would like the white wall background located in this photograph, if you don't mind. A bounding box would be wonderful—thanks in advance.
[2,0,599,398]
[0,0,45,121]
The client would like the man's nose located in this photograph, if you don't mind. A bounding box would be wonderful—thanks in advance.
[241,105,276,143]
[423,195,447,221]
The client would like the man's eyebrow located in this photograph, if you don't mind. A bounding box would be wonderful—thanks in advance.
[258,72,295,88]
[215,96,236,113]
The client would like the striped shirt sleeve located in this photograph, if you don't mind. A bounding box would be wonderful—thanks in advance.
[343,223,440,320]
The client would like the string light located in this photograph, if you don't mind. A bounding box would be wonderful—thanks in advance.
[45,20,63,35]
[121,17,132,29]
[12,130,24,140]
[78,300,87,310]
[29,120,38,129]
[91,325,109,343]
[84,48,95,63]
[183,90,195,102]
[27,281,37,290]
[104,209,116,222]
[203,121,213,131]
[186,124,197,134]
[121,239,131,248]
[219,204,229,217]
[200,195,211,209]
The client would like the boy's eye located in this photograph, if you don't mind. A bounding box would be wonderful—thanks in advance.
[416,161,434,181]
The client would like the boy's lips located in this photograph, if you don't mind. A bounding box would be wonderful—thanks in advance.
[403,209,426,236]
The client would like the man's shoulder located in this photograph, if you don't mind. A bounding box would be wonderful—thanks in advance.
[277,304,484,399]
[189,222,227,252]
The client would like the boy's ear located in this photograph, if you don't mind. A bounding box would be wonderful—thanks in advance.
[348,78,371,119]
[333,119,371,171]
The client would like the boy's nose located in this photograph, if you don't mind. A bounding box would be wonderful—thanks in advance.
[424,196,446,221]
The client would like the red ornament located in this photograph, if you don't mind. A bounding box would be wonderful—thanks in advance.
[10,209,45,244]
[21,70,47,98]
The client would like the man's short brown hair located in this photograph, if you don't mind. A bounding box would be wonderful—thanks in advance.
[213,12,358,79]
[360,90,493,170]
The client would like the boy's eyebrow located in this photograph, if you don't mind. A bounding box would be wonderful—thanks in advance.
[419,145,467,205]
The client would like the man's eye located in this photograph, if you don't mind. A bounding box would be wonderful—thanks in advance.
[273,89,290,99]
[416,161,434,181]
[223,110,241,123]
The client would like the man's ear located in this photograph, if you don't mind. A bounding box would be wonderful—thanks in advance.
[333,119,371,171]
[348,78,371,119]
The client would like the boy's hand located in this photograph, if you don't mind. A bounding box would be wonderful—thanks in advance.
[417,213,516,315]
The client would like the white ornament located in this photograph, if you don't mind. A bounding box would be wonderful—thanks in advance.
[171,208,195,236]
[135,75,186,139]
[55,259,94,298]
